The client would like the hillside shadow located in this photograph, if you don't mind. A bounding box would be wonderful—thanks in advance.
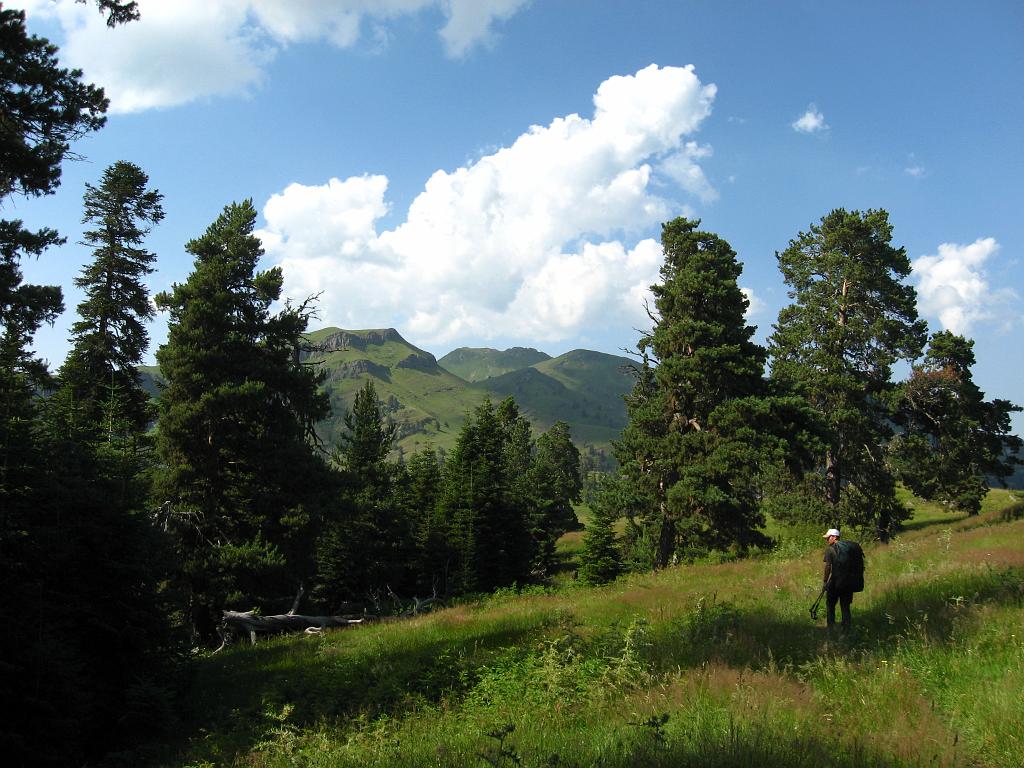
[997,499,1024,522]
[896,510,969,534]
[648,565,1023,673]
[551,725,922,768]
[154,614,553,765]
[898,496,1023,535]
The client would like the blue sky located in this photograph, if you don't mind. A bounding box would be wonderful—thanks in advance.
[10,0,1023,431]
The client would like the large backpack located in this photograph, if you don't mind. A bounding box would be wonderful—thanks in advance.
[830,540,865,593]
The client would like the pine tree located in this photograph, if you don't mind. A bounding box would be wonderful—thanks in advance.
[617,218,786,567]
[154,200,331,640]
[497,397,538,575]
[528,420,582,574]
[889,331,1021,514]
[578,476,625,585]
[438,397,531,593]
[1,6,106,495]
[769,208,927,540]
[400,444,446,592]
[316,379,413,605]
[58,160,163,438]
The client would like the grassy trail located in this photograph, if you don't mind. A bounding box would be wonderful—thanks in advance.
[147,490,1023,767]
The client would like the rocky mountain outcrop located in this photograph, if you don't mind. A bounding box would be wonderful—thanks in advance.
[314,328,404,354]
[326,359,391,381]
[396,352,440,373]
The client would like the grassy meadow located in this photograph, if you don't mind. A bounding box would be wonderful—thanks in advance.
[139,489,1024,767]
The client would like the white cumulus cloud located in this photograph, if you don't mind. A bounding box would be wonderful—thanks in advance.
[11,0,531,112]
[912,238,1019,335]
[257,64,718,348]
[792,103,828,133]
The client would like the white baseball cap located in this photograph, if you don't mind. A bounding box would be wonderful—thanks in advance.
[823,528,840,538]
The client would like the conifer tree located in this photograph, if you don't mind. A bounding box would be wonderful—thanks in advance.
[579,477,625,585]
[528,420,582,573]
[889,331,1021,514]
[58,160,163,438]
[497,396,538,571]
[618,218,800,567]
[769,208,927,540]
[0,6,106,491]
[405,443,443,518]
[438,397,531,593]
[154,200,330,639]
[400,444,446,592]
[316,379,413,604]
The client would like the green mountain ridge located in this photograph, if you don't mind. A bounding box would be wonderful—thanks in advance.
[301,327,479,454]
[139,328,636,455]
[304,328,635,454]
[438,346,551,381]
[475,348,635,444]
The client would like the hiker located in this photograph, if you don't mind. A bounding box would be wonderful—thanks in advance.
[821,528,864,634]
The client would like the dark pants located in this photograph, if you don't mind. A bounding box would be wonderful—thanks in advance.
[826,589,853,632]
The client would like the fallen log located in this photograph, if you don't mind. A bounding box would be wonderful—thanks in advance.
[220,610,365,647]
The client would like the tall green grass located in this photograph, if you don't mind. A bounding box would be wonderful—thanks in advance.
[141,489,1023,767]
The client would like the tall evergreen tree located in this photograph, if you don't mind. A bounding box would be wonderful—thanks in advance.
[400,444,446,592]
[889,331,1022,514]
[316,379,413,605]
[497,396,538,572]
[58,160,163,437]
[528,420,582,574]
[154,200,331,640]
[618,217,797,567]
[437,397,532,593]
[0,6,107,489]
[769,208,927,540]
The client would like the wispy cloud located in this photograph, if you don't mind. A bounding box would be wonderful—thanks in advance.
[792,103,828,133]
[658,141,718,202]
[904,154,927,178]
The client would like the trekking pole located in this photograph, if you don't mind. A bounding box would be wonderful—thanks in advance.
[809,581,828,621]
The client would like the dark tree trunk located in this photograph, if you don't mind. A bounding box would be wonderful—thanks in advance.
[656,507,675,569]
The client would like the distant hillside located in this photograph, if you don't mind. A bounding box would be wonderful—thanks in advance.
[475,349,636,445]
[439,346,551,382]
[305,330,635,453]
[302,327,486,455]
[998,449,1024,490]
[138,365,164,398]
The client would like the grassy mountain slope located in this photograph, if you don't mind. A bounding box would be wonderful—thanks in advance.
[476,349,635,444]
[438,346,551,382]
[307,329,634,453]
[138,365,164,398]
[303,327,486,455]
[143,488,1024,767]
